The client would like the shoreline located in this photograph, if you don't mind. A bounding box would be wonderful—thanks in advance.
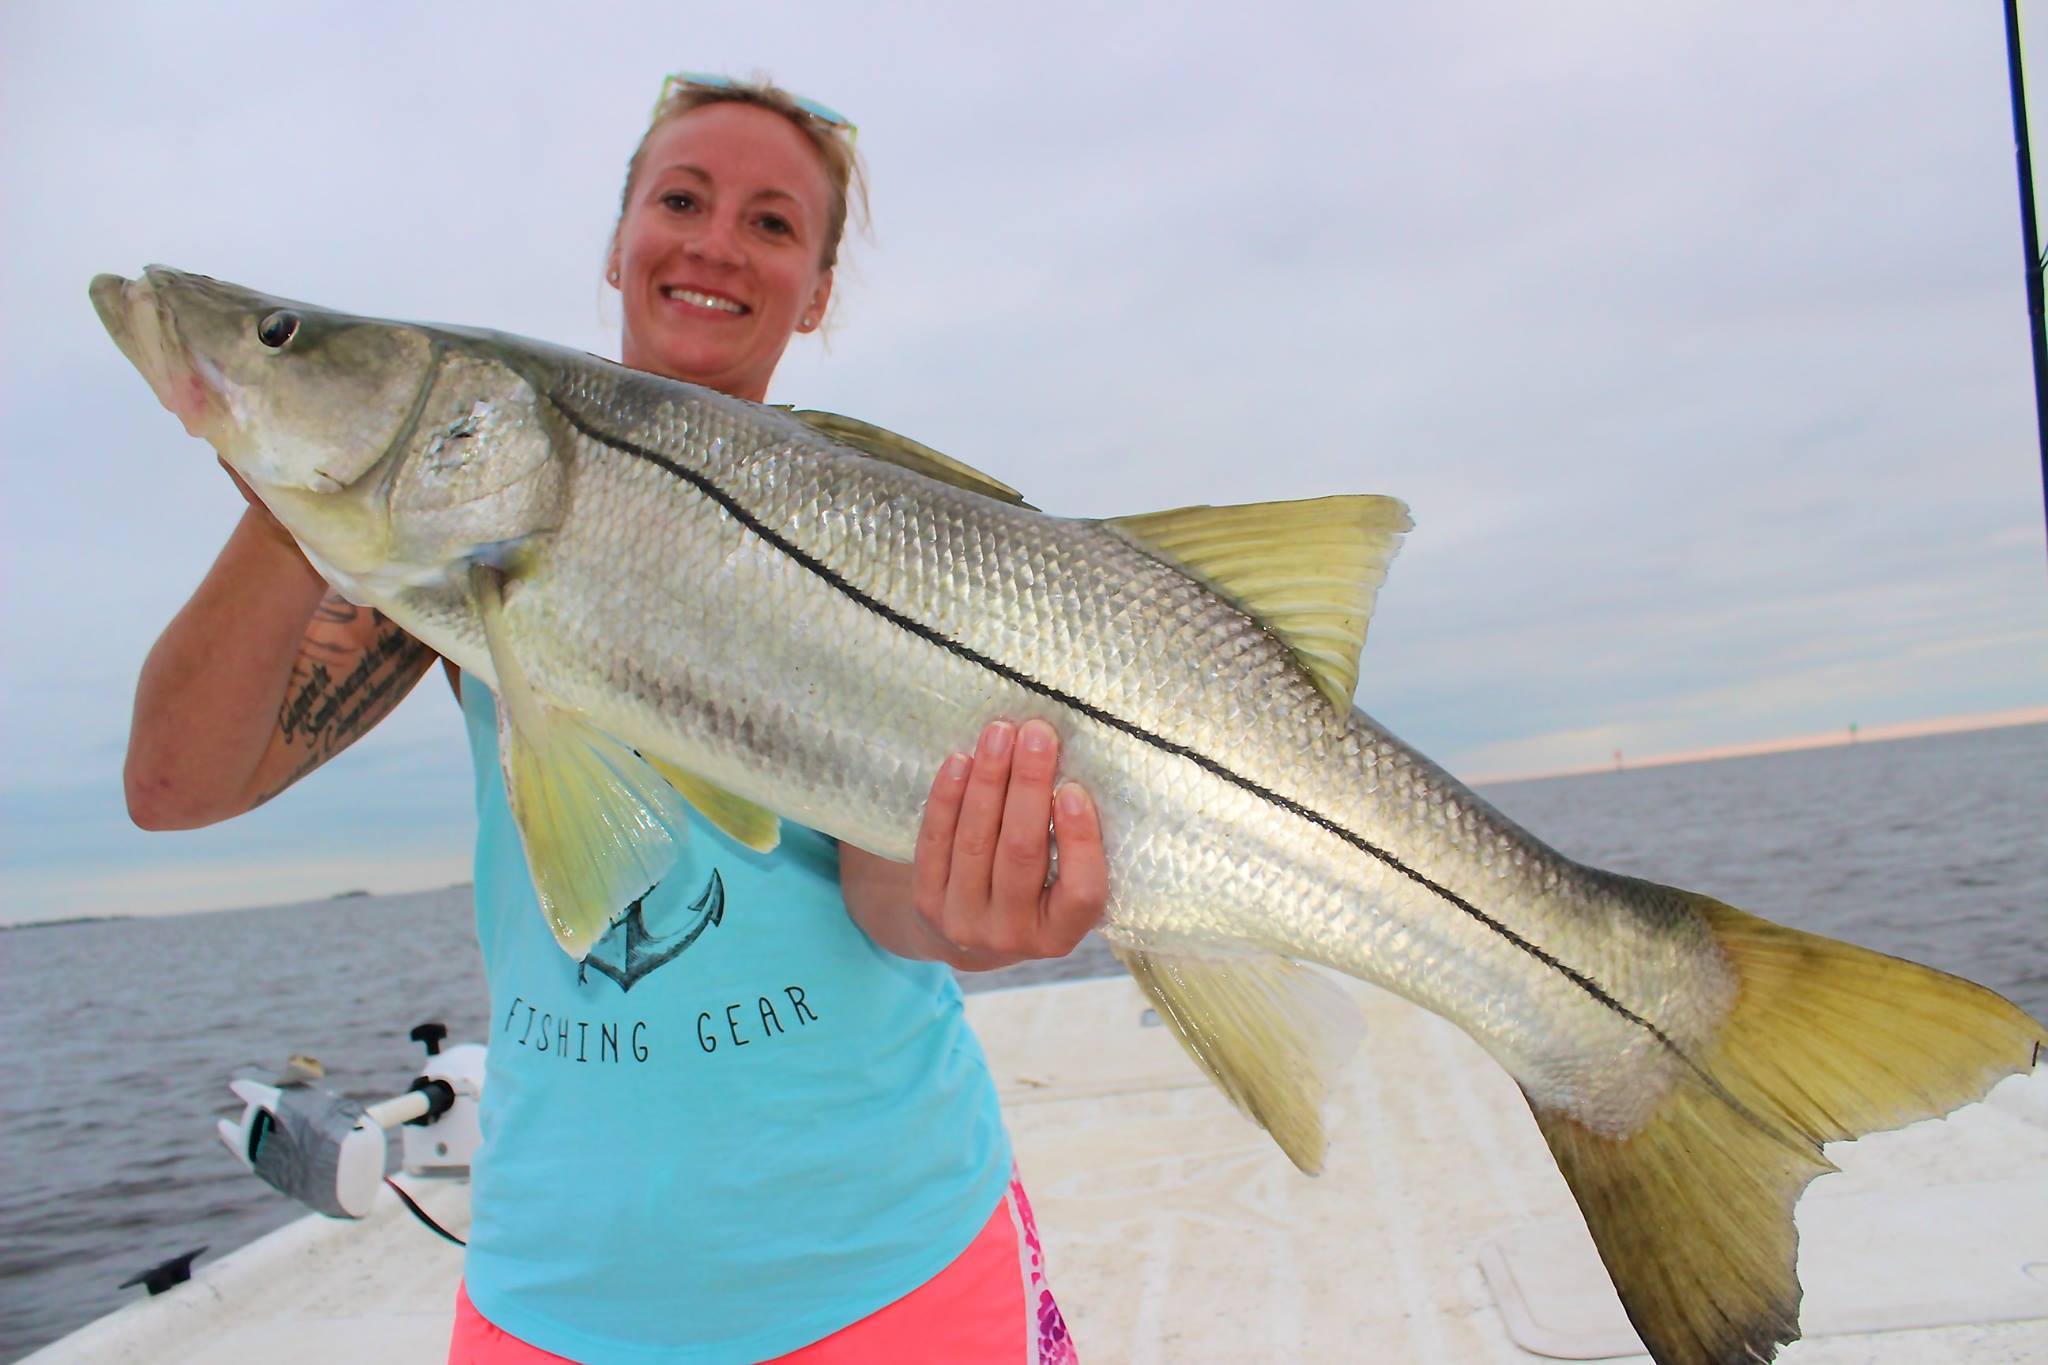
[0,913,136,932]
[1466,705,2048,788]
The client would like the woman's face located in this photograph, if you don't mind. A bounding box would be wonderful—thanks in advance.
[610,102,835,401]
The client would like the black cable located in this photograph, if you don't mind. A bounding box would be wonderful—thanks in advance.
[383,1177,467,1247]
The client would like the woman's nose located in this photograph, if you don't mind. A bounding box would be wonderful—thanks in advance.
[685,213,745,268]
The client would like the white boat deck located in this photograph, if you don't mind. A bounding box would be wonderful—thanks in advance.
[30,975,2048,1363]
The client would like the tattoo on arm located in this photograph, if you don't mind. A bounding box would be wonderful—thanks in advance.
[309,597,361,628]
[255,598,432,805]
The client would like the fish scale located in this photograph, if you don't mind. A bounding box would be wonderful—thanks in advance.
[94,266,2045,1365]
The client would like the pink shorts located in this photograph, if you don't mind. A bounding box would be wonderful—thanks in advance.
[448,1173,1077,1363]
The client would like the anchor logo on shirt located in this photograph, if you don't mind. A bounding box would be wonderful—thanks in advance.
[578,869,725,993]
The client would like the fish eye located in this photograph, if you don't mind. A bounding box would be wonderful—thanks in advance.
[257,311,301,348]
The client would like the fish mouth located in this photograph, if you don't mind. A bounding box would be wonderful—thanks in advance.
[89,272,146,366]
[89,267,232,442]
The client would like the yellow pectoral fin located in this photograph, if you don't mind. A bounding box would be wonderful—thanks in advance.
[472,565,687,960]
[643,755,782,853]
[499,717,690,959]
[1112,937,1365,1176]
[1108,495,1411,711]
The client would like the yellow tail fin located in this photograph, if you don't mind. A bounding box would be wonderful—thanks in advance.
[1527,890,2044,1365]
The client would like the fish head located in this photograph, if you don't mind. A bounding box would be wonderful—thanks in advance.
[91,268,567,588]
[91,267,433,495]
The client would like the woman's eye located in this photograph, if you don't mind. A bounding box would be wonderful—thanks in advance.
[756,214,792,236]
[660,191,696,213]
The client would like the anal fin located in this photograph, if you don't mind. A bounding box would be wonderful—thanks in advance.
[1112,938,1363,1175]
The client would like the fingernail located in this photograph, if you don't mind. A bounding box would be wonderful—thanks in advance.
[1020,719,1054,754]
[980,722,1014,759]
[942,752,971,781]
[1056,784,1088,818]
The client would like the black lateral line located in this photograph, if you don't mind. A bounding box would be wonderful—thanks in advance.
[547,397,1684,1054]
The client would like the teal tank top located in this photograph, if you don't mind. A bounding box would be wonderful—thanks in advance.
[457,682,1013,1363]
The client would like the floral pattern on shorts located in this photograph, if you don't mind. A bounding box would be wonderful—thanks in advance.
[1009,1175,1079,1365]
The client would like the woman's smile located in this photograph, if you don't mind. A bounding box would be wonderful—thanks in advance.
[658,284,749,316]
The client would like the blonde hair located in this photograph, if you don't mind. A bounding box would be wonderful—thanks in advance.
[617,76,869,272]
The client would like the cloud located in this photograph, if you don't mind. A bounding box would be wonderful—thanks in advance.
[6,1,2045,914]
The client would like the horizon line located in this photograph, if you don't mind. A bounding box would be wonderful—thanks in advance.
[9,705,2043,927]
[1465,705,2048,788]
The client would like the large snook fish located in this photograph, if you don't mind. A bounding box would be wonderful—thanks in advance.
[94,266,2042,1365]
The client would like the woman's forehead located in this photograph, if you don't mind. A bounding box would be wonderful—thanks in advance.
[641,104,831,206]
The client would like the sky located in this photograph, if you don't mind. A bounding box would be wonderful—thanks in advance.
[3,1,2046,923]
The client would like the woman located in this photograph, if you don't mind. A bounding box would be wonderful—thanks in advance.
[126,75,1097,1364]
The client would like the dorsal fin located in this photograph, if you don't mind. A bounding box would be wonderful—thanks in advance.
[1108,495,1411,709]
[789,408,1033,507]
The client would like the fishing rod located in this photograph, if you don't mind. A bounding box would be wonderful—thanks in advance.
[2005,0,2048,561]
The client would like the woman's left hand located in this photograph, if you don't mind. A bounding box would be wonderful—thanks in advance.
[840,719,1108,969]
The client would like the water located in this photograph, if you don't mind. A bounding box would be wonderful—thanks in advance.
[2,724,2042,1360]
[1476,724,2048,1014]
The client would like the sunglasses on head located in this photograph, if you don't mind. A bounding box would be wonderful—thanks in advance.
[653,73,858,145]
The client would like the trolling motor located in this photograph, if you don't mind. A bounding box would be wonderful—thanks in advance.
[216,1021,484,1222]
